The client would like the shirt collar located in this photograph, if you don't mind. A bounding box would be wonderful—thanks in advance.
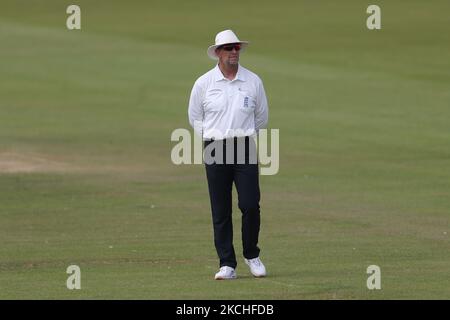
[213,64,246,82]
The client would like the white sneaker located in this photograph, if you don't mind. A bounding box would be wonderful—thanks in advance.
[214,266,237,280]
[244,257,267,277]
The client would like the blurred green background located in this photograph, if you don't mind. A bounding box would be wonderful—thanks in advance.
[0,0,449,299]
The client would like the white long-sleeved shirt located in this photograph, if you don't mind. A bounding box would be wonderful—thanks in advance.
[188,64,269,140]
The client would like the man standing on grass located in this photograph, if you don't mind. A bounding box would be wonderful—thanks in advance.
[188,30,269,280]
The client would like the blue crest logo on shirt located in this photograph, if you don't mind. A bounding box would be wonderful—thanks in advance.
[243,96,249,108]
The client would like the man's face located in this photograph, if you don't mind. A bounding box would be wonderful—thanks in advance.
[216,43,241,66]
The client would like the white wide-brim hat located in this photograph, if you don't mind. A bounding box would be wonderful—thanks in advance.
[207,29,249,60]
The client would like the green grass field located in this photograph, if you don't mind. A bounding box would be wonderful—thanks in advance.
[1,0,449,299]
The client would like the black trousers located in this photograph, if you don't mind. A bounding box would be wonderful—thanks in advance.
[204,136,261,269]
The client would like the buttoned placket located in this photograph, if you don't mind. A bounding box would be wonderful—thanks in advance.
[222,79,241,110]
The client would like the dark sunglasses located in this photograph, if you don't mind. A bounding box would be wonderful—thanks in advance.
[220,44,241,52]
